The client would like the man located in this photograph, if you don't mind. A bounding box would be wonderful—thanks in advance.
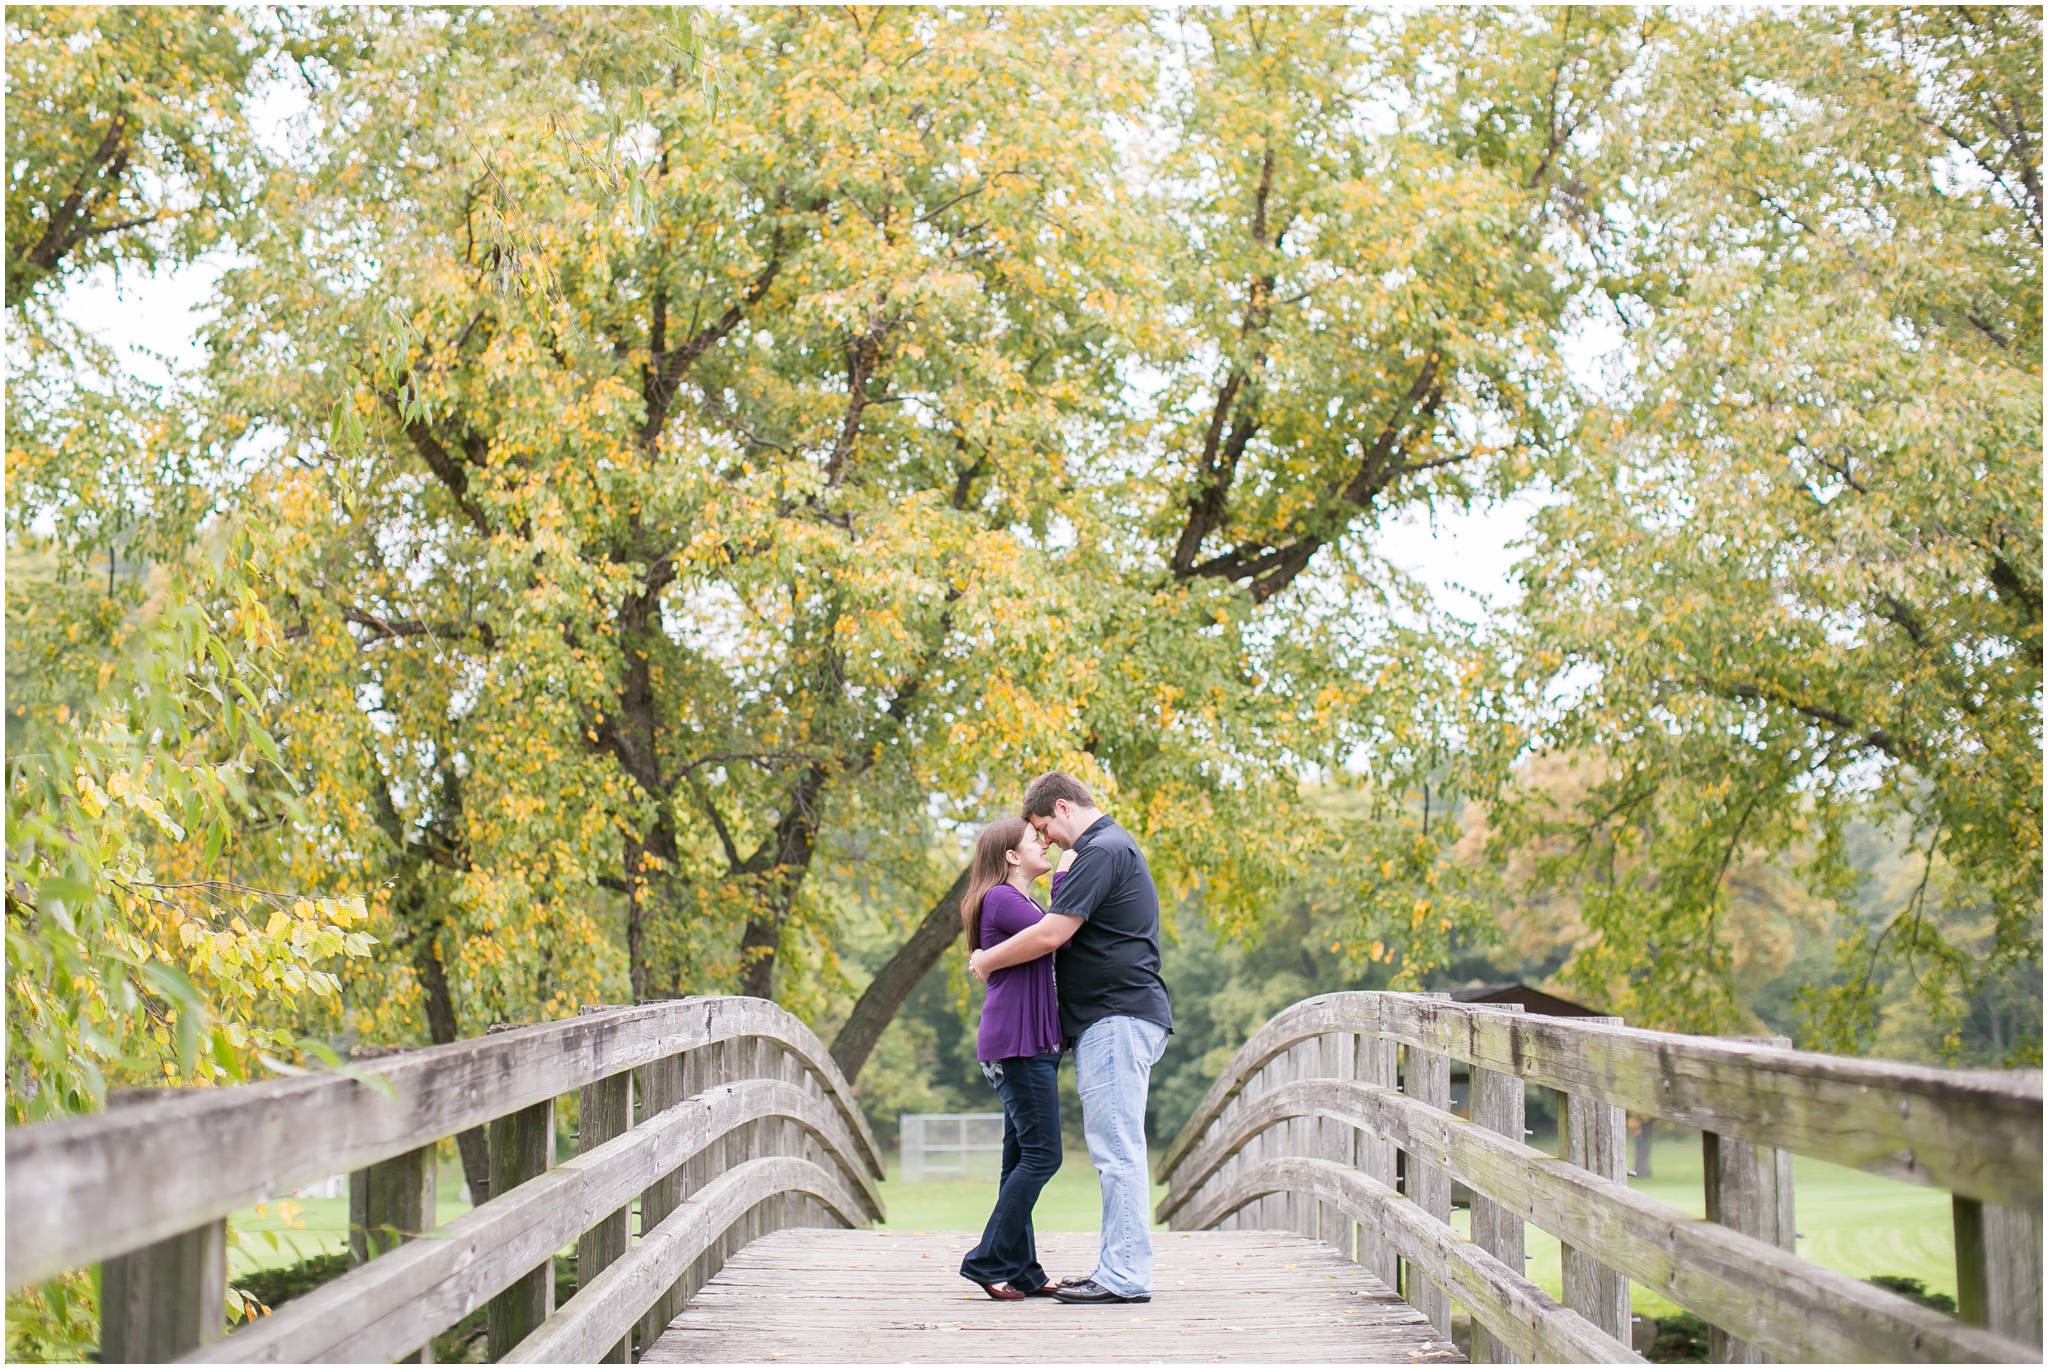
[968,772,1172,1305]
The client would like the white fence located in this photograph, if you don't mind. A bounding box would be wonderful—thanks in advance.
[898,1112,1005,1182]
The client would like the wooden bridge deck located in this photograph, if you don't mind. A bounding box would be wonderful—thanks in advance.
[642,1227,1460,1363]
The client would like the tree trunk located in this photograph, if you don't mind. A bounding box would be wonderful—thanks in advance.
[738,915,781,1000]
[1632,1114,1653,1180]
[829,866,971,1082]
[414,923,492,1205]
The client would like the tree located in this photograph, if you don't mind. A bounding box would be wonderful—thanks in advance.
[1500,8,2040,1042]
[2,6,284,307]
[203,8,1143,1052]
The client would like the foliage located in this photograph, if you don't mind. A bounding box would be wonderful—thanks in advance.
[3,5,259,308]
[5,530,375,1120]
[1647,1311,1710,1363]
[5,7,2037,1158]
[1865,1274,1957,1316]
[1498,7,2041,1041]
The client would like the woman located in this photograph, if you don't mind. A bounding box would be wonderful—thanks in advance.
[957,816,1067,1300]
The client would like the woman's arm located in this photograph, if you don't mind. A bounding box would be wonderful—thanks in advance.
[968,912,1080,980]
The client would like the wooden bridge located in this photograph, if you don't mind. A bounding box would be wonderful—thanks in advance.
[7,992,2041,1363]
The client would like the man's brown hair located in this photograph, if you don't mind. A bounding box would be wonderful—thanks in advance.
[1021,771,1095,818]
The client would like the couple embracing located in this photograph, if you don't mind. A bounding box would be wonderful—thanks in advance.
[956,772,1172,1305]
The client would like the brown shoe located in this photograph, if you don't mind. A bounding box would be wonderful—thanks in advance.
[978,1282,1027,1301]
[1022,1282,1062,1297]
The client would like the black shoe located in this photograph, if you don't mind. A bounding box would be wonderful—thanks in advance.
[1051,1278,1150,1304]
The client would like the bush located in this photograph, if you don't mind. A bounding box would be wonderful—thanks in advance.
[1866,1274,1957,1315]
[230,1250,351,1314]
[1648,1311,1710,1363]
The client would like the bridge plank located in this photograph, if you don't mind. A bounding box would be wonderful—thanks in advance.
[641,1228,1457,1363]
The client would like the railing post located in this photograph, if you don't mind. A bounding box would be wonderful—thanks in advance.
[1317,1029,1352,1256]
[1283,1041,1311,1237]
[577,1063,632,1363]
[1215,1083,1242,1232]
[1469,1004,1527,1365]
[1955,1197,2044,1348]
[1402,1029,1453,1338]
[486,1098,556,1361]
[1355,1028,1401,1290]
[1560,1016,1631,1349]
[634,1048,688,1357]
[1703,1036,1795,1364]
[100,1219,227,1362]
[98,1088,226,1364]
[348,1141,439,1362]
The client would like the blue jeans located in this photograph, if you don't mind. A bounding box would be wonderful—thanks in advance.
[959,1052,1062,1291]
[1075,1015,1169,1297]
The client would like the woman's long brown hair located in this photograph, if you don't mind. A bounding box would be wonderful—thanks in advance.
[961,816,1031,951]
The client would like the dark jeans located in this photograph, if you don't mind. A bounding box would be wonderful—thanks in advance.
[959,1051,1062,1291]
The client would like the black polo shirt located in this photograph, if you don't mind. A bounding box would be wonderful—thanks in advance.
[1051,816,1173,1044]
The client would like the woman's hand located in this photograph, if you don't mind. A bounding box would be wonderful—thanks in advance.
[968,949,991,982]
[1055,846,1078,874]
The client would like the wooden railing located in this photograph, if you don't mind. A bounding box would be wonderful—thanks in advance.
[1156,991,2042,1365]
[6,997,884,1363]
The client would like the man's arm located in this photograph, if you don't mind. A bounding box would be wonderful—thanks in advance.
[969,913,1081,980]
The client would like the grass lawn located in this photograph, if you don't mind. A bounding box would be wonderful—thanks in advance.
[228,1161,475,1277]
[875,1163,1168,1235]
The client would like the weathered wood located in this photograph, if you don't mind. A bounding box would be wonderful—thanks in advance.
[1161,1075,2034,1363]
[487,1100,555,1361]
[1703,1129,1794,1364]
[1314,1030,1352,1254]
[1354,1029,1401,1289]
[8,997,882,1289]
[1557,1017,1631,1352]
[1180,1155,1641,1363]
[100,1218,226,1363]
[188,1079,875,1364]
[349,1145,438,1266]
[633,1051,689,1357]
[1471,1032,1528,1365]
[577,1071,633,1363]
[642,1228,1453,1364]
[505,1156,864,1363]
[1157,994,2041,1207]
[1404,1039,1453,1338]
[98,1090,229,1364]
[1955,1196,2044,1348]
[346,1144,438,1362]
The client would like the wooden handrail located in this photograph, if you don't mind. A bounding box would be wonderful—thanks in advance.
[1180,1155,1641,1364]
[1156,991,2044,1364]
[183,1080,877,1363]
[1158,993,2042,1204]
[7,997,886,1365]
[7,996,880,1287]
[502,1156,863,1364]
[1165,1075,2033,1362]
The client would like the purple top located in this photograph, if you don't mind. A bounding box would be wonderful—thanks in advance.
[975,881,1063,1062]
